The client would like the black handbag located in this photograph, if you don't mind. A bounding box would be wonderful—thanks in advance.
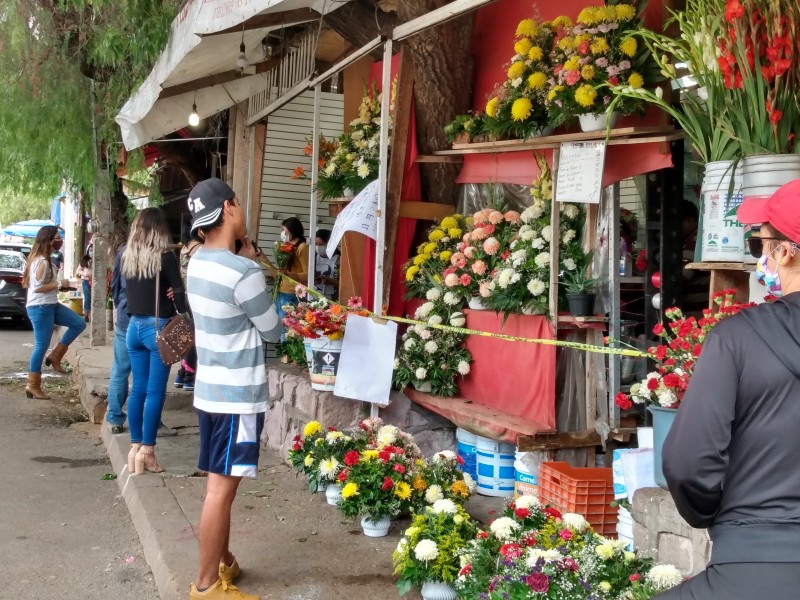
[154,270,194,365]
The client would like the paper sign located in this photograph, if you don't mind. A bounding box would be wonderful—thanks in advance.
[333,314,397,406]
[555,141,607,204]
[327,180,380,257]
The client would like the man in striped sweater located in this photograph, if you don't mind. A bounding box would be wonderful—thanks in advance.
[186,178,280,600]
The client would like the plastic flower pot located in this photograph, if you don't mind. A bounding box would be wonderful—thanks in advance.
[308,336,342,391]
[325,483,342,506]
[579,111,618,132]
[412,380,432,393]
[648,405,678,489]
[566,293,596,317]
[468,296,489,310]
[360,515,391,537]
[421,581,457,600]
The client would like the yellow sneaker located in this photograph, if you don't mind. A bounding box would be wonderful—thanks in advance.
[219,557,241,583]
[189,579,259,600]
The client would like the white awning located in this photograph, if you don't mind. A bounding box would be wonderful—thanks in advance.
[116,0,340,150]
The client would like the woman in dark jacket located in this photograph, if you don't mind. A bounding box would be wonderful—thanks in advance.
[121,208,186,475]
[659,179,800,598]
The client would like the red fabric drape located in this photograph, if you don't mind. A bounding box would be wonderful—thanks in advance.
[459,310,557,430]
[360,55,422,317]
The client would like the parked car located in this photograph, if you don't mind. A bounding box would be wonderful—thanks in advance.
[0,249,29,325]
[0,242,31,259]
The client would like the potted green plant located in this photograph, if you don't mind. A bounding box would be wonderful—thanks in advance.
[562,269,599,317]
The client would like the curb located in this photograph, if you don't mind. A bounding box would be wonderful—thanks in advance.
[102,426,197,600]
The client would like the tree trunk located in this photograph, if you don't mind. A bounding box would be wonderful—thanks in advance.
[396,0,475,206]
[322,0,398,52]
[156,141,207,188]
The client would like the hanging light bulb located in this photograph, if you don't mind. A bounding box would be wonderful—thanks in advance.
[188,102,200,127]
[236,39,248,69]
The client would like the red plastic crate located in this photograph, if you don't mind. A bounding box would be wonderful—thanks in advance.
[538,462,617,536]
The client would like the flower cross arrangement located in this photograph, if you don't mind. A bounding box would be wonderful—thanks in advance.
[614,289,755,410]
[392,501,477,596]
[546,1,649,126]
[393,289,472,397]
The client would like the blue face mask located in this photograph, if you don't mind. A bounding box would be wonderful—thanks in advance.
[757,248,782,297]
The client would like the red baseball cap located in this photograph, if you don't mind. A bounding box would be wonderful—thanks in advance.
[737,179,800,243]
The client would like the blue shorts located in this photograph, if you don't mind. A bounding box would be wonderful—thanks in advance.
[197,409,265,478]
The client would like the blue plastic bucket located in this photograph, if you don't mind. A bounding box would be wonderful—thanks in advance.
[648,406,678,489]
[476,435,515,497]
[456,428,477,479]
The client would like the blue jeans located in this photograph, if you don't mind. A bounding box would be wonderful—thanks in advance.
[106,321,131,427]
[275,292,298,342]
[126,315,169,445]
[82,280,91,314]
[27,303,86,372]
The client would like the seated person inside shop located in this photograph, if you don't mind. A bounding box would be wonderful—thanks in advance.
[314,228,339,300]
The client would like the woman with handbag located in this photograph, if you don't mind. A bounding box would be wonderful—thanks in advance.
[121,208,187,475]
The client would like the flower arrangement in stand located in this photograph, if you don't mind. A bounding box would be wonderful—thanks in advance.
[290,134,339,183]
[314,81,395,199]
[288,420,327,491]
[446,203,522,306]
[393,289,472,397]
[392,502,477,598]
[455,495,683,599]
[481,16,559,140]
[316,427,361,504]
[485,154,587,316]
[281,293,369,340]
[405,214,469,300]
[546,1,649,129]
[613,289,755,410]
[411,450,476,512]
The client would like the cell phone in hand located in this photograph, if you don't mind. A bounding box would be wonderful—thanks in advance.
[234,239,243,254]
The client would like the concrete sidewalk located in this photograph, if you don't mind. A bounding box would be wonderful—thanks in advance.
[66,338,503,600]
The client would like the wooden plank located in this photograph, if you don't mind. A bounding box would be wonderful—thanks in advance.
[517,429,601,451]
[392,0,500,41]
[434,130,683,155]
[686,261,756,272]
[414,154,464,164]
[710,269,750,306]
[382,48,414,304]
[249,122,267,240]
[451,126,675,149]
[398,201,454,221]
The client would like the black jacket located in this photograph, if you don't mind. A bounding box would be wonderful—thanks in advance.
[663,292,800,564]
[125,251,186,318]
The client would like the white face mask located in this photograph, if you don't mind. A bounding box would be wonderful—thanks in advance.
[280,231,291,243]
[316,245,328,258]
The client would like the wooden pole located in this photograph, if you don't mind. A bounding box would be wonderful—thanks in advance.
[308,85,322,289]
[373,39,393,316]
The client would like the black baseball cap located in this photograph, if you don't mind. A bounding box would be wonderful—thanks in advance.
[188,178,236,238]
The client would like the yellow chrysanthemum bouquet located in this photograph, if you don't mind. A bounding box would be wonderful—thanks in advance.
[546,1,651,127]
[481,15,559,140]
[403,214,469,299]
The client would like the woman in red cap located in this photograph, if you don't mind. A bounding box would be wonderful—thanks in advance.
[658,179,800,598]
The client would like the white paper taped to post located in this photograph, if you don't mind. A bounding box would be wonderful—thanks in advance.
[333,314,397,406]
[326,180,381,258]
[555,141,607,204]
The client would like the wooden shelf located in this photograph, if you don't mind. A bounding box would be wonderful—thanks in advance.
[558,315,607,324]
[686,261,756,272]
[433,126,684,155]
[620,275,646,284]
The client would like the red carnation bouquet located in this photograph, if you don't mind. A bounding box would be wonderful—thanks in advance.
[614,289,755,410]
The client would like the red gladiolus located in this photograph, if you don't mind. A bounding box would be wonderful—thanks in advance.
[381,476,394,491]
[514,508,531,520]
[393,463,406,474]
[344,451,360,466]
[725,0,744,22]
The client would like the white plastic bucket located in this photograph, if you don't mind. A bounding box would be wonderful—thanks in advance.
[617,506,634,539]
[476,436,515,497]
[741,154,800,199]
[514,451,546,498]
[699,160,745,262]
[612,449,629,500]
[308,336,342,391]
[456,428,478,479]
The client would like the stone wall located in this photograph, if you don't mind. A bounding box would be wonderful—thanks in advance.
[632,487,711,576]
[264,364,457,459]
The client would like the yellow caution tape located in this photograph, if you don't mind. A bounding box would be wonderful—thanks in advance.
[262,263,648,358]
